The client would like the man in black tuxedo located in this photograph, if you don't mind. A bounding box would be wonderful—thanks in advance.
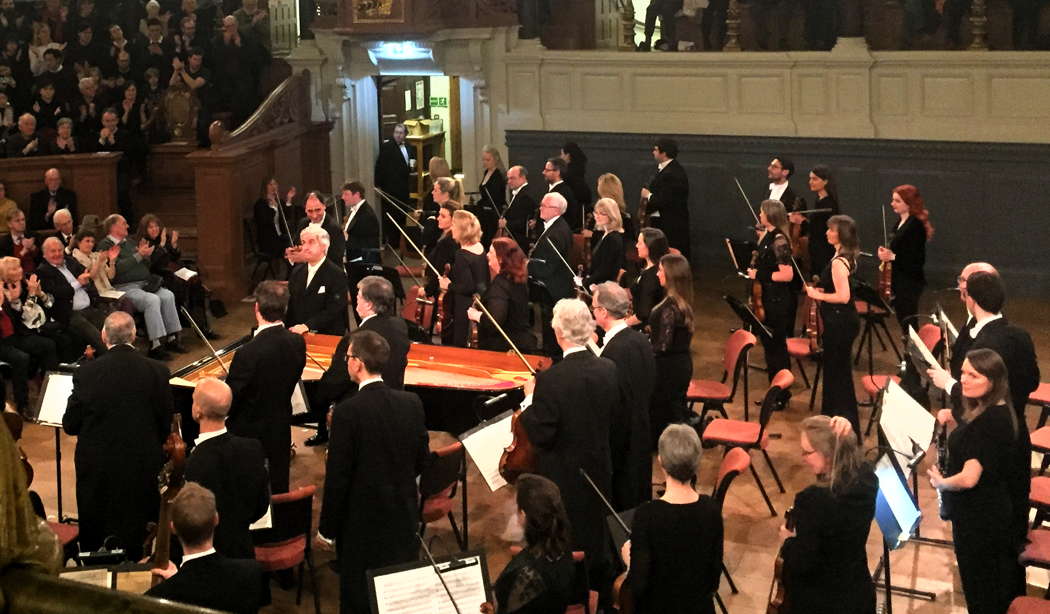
[36,237,106,359]
[593,282,655,511]
[29,168,79,232]
[373,123,412,244]
[185,377,270,559]
[641,137,690,258]
[339,181,380,265]
[520,298,618,604]
[307,274,410,446]
[62,311,173,560]
[285,225,349,337]
[226,281,307,494]
[317,329,429,614]
[929,264,1039,553]
[293,191,345,269]
[5,114,42,157]
[766,156,799,209]
[528,192,575,355]
[146,483,270,614]
[542,156,582,232]
[504,164,537,250]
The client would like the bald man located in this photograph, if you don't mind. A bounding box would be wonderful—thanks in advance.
[35,236,106,358]
[185,377,270,559]
[29,168,78,231]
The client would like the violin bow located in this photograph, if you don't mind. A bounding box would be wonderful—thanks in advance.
[385,241,424,286]
[383,211,442,278]
[546,237,583,288]
[470,293,536,375]
[881,204,889,248]
[276,190,297,247]
[733,177,760,225]
[579,467,630,536]
[374,186,423,227]
[180,306,229,376]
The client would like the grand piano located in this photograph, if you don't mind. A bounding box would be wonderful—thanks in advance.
[171,332,551,437]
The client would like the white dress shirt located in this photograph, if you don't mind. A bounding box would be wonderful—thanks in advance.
[768,181,789,202]
[194,426,227,447]
[306,259,324,288]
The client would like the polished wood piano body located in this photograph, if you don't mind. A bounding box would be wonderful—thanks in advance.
[171,332,551,436]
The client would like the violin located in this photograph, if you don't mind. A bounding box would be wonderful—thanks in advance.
[788,196,810,276]
[435,263,452,335]
[144,413,186,586]
[637,191,650,229]
[498,409,536,483]
[878,205,894,305]
[806,276,822,354]
[749,250,765,322]
[3,410,33,487]
[766,507,796,614]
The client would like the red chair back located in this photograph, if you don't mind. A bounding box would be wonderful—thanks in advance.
[724,329,758,375]
[713,448,751,508]
[757,370,793,436]
[419,441,464,500]
[917,323,941,352]
[255,484,316,546]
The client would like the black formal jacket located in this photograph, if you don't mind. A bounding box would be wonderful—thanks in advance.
[584,230,624,288]
[601,326,656,511]
[62,345,172,556]
[520,349,618,564]
[647,159,690,228]
[226,324,307,494]
[4,131,41,157]
[285,259,349,336]
[315,314,410,408]
[480,168,507,212]
[344,200,380,262]
[319,381,428,576]
[889,215,926,286]
[374,138,411,202]
[253,198,290,258]
[781,465,878,614]
[504,185,538,249]
[184,431,270,559]
[527,216,574,302]
[295,214,346,269]
[769,183,800,210]
[36,255,94,327]
[949,317,1040,418]
[477,274,535,353]
[547,181,582,232]
[146,552,270,614]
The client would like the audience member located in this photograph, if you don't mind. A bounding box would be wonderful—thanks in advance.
[37,48,77,103]
[170,49,210,146]
[0,179,18,234]
[45,116,79,154]
[139,1,172,39]
[0,208,40,273]
[137,18,173,84]
[211,15,257,128]
[66,23,105,75]
[30,80,64,133]
[137,213,213,336]
[68,228,122,300]
[0,257,57,414]
[73,76,102,139]
[35,236,106,359]
[28,22,61,77]
[29,168,78,232]
[6,113,41,157]
[233,0,270,50]
[51,207,74,248]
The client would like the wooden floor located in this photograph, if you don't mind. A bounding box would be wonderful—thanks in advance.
[19,271,1050,614]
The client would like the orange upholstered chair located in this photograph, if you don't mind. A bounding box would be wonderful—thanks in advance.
[418,441,468,550]
[687,329,757,423]
[253,484,320,614]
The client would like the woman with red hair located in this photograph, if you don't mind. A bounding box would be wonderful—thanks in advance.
[467,237,536,352]
[877,184,934,331]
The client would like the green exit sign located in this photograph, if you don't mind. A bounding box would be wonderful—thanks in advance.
[429,96,448,108]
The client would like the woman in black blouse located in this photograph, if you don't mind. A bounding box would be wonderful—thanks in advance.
[928,348,1025,614]
[467,236,535,353]
[420,157,452,249]
[780,415,876,614]
[480,474,574,614]
[623,424,723,614]
[560,142,591,222]
[625,228,668,330]
[424,199,460,343]
[877,184,933,331]
[748,199,796,381]
[438,209,488,347]
[252,177,292,260]
[791,165,840,279]
[647,253,693,445]
[477,145,506,246]
[44,117,79,155]
[583,197,624,288]
[805,214,861,435]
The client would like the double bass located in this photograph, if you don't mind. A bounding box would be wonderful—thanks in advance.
[144,414,186,586]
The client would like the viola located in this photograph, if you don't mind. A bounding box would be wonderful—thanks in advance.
[766,507,796,614]
[498,409,536,483]
[878,205,894,305]
[749,250,765,322]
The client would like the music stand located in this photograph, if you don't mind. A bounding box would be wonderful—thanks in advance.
[853,280,901,377]
[28,371,77,523]
[368,549,491,614]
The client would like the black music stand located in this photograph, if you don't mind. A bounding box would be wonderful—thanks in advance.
[853,280,901,376]
[29,371,77,523]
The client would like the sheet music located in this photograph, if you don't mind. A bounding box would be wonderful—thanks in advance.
[874,454,921,548]
[291,381,309,416]
[460,410,514,492]
[173,267,198,281]
[372,555,488,614]
[61,568,112,589]
[36,372,75,426]
[879,380,936,472]
[937,306,958,345]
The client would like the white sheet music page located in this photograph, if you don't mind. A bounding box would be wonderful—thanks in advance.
[373,555,488,614]
[460,410,514,492]
[37,372,75,426]
[879,379,936,472]
[908,325,939,371]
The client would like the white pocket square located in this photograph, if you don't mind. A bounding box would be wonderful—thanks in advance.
[317,285,326,294]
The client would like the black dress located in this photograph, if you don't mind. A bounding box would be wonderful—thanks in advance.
[584,230,624,287]
[944,404,1025,614]
[628,497,723,614]
[477,168,506,246]
[888,215,926,331]
[806,195,838,279]
[492,548,575,614]
[755,228,795,381]
[449,247,488,347]
[781,464,877,614]
[424,232,458,341]
[648,298,693,445]
[477,273,535,353]
[818,255,860,435]
[629,265,664,331]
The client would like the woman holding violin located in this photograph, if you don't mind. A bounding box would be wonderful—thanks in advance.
[467,237,536,353]
[790,165,840,279]
[439,210,488,347]
[423,198,461,342]
[621,424,723,614]
[804,215,861,436]
[625,228,668,330]
[747,199,796,382]
[877,184,933,331]
[479,474,575,614]
[583,198,625,288]
[777,415,876,614]
[648,253,694,446]
[927,349,1025,614]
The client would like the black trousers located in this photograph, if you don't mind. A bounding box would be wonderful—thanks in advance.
[820,303,860,435]
[644,0,684,44]
[953,517,1024,614]
[892,274,924,332]
[0,333,57,411]
[760,295,794,381]
[651,352,692,446]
